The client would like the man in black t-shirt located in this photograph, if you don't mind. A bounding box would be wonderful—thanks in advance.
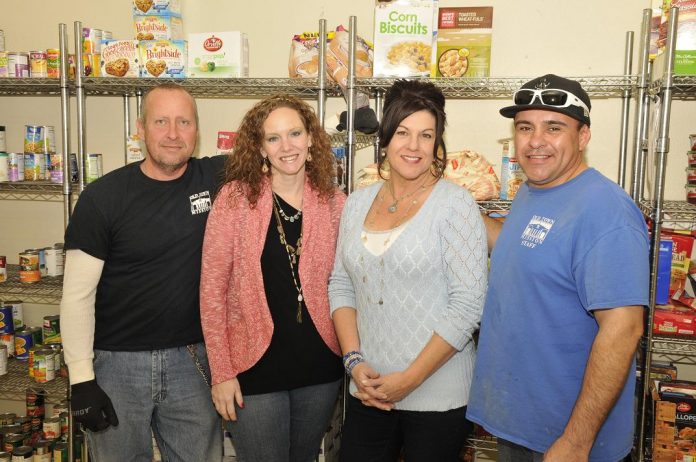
[61,83,225,462]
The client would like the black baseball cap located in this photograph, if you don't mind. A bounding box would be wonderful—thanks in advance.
[500,74,591,126]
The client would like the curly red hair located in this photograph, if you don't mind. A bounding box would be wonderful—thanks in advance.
[223,95,336,207]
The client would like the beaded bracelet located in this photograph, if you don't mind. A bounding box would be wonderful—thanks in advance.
[342,350,364,377]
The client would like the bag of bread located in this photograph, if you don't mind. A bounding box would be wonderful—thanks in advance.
[356,149,500,201]
[289,32,323,78]
[325,25,373,87]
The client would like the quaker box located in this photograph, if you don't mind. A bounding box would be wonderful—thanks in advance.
[187,32,249,78]
[372,0,438,77]
[434,7,493,77]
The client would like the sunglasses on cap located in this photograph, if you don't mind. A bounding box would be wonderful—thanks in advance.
[513,88,590,116]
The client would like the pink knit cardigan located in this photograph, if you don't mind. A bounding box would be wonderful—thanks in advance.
[200,178,345,385]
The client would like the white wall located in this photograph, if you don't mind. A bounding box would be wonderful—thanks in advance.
[2,0,693,262]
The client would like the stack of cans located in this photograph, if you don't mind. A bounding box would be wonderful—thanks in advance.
[688,134,696,205]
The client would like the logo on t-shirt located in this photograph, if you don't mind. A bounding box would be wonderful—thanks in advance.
[189,191,211,215]
[520,215,554,249]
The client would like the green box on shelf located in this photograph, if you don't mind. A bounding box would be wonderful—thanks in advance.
[675,50,696,74]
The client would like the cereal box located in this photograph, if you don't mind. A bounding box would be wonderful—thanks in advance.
[373,0,438,77]
[139,40,187,78]
[434,7,493,77]
[499,140,526,200]
[133,0,182,16]
[187,32,249,78]
[100,40,139,78]
[133,14,184,41]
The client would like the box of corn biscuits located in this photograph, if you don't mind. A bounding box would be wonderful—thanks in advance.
[372,0,438,77]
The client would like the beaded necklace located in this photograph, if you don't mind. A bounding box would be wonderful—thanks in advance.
[272,198,304,323]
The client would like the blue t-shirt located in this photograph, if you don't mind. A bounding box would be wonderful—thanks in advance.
[467,168,649,462]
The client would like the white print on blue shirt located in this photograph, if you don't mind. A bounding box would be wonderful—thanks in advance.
[520,215,555,249]
[189,191,211,215]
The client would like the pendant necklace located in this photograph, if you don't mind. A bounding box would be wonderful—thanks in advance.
[273,192,302,222]
[386,176,430,213]
[272,199,304,323]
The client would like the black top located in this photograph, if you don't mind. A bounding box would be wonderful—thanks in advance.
[238,194,342,395]
[64,156,226,351]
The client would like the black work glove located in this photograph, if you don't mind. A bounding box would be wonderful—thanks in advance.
[70,379,119,432]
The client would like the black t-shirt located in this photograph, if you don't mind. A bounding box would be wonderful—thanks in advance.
[64,156,226,351]
[237,195,343,394]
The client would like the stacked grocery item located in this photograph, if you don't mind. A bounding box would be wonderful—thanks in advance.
[0,30,62,79]
[650,361,696,461]
[187,31,248,78]
[688,134,696,204]
[0,391,75,458]
[652,0,696,75]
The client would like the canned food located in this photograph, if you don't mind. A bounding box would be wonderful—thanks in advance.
[44,247,64,277]
[31,249,46,277]
[0,305,13,334]
[688,151,696,167]
[0,256,5,283]
[688,184,696,205]
[86,153,103,184]
[10,445,32,460]
[2,302,24,332]
[18,252,40,284]
[0,52,7,78]
[0,334,15,357]
[42,316,60,345]
[46,49,60,79]
[3,434,23,452]
[25,388,46,418]
[52,442,67,462]
[22,154,37,181]
[48,154,63,184]
[26,327,40,348]
[28,51,47,78]
[52,401,68,418]
[0,345,7,376]
[689,166,696,184]
[13,417,29,436]
[7,153,24,182]
[46,344,61,373]
[58,412,68,437]
[33,441,52,462]
[27,347,37,378]
[0,413,16,426]
[7,52,29,78]
[0,50,9,79]
[42,417,60,440]
[29,416,41,433]
[32,349,55,383]
[23,126,43,155]
[0,153,8,182]
[13,329,33,360]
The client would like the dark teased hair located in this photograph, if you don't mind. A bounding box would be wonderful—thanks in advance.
[377,79,447,178]
[223,94,335,207]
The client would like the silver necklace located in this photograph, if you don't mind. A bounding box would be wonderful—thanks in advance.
[273,193,302,222]
[386,177,429,213]
[272,200,304,323]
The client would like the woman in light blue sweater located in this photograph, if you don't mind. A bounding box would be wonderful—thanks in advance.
[329,80,488,462]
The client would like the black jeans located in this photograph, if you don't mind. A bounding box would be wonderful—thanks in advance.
[339,396,472,462]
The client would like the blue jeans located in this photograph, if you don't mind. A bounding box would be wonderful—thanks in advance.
[87,343,223,462]
[226,379,342,462]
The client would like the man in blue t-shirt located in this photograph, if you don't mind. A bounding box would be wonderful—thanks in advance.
[467,74,648,462]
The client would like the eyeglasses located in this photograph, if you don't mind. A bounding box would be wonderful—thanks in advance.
[513,88,590,116]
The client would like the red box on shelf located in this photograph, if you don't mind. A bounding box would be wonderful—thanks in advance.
[653,304,696,336]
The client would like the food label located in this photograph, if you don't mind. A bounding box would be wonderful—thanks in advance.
[187,32,248,78]
[101,40,140,77]
[133,15,184,41]
[133,0,182,16]
[373,0,438,77]
[435,7,493,77]
[139,40,187,78]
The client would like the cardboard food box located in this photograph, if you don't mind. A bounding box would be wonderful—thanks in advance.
[653,382,696,461]
[654,303,696,336]
[668,233,695,294]
[133,14,184,41]
[187,32,249,78]
[654,0,696,75]
[100,40,140,78]
[139,40,187,78]
[132,0,181,16]
[372,0,438,77]
[434,7,493,78]
[658,239,676,305]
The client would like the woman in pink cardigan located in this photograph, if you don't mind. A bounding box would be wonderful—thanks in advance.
[200,94,345,462]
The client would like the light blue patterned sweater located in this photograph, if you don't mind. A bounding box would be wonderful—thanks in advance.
[329,180,488,411]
